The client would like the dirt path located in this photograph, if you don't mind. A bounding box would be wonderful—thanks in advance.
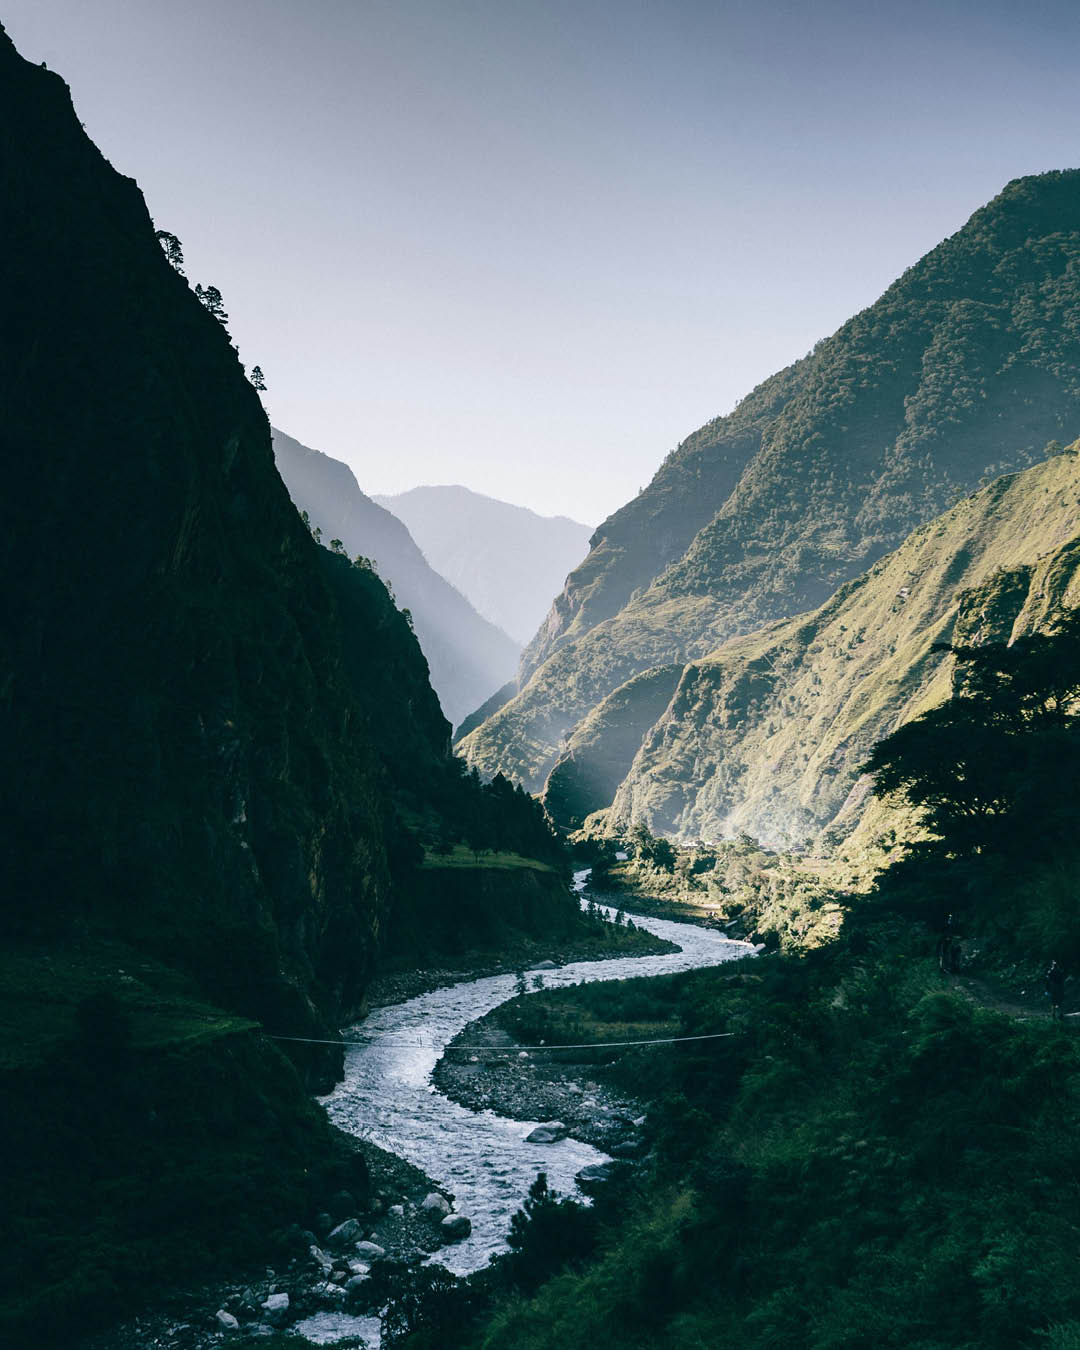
[944,969,1076,1023]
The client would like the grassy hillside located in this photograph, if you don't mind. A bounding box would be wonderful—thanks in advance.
[466,171,1080,790]
[557,446,1080,853]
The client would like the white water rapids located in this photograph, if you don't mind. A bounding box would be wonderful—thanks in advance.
[298,872,753,1343]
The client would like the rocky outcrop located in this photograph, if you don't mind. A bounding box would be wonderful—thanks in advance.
[602,448,1080,852]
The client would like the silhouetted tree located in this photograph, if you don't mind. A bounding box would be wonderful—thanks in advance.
[250,364,267,390]
[194,283,228,327]
[154,229,184,273]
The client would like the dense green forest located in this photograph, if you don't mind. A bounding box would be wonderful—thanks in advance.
[390,614,1080,1349]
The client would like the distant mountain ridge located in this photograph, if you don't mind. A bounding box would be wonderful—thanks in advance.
[272,430,520,726]
[461,170,1080,794]
[374,485,592,645]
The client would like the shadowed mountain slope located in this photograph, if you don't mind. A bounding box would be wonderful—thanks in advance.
[273,429,520,726]
[375,484,591,645]
[0,25,585,1343]
[0,43,414,1044]
[463,172,1080,790]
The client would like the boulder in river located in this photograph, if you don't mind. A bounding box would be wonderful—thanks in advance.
[262,1291,290,1326]
[526,1122,569,1143]
[531,959,558,970]
[326,1217,362,1248]
[422,1191,452,1217]
[576,1162,620,1184]
[308,1244,333,1275]
[441,1213,473,1241]
[355,1240,386,1260]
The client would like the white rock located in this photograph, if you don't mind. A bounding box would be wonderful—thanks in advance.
[355,1240,386,1260]
[421,1191,452,1217]
[531,959,558,970]
[347,1259,372,1276]
[326,1217,362,1248]
[345,1272,370,1293]
[214,1308,239,1331]
[389,1203,405,1217]
[525,1122,569,1143]
[518,1051,529,1059]
[262,1291,290,1326]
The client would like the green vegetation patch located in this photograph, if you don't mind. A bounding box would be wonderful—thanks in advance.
[421,844,558,872]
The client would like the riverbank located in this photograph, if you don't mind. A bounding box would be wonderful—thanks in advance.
[367,920,676,1008]
[76,1135,455,1350]
[432,1005,649,1156]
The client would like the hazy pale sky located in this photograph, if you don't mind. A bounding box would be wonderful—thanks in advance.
[6,0,1080,522]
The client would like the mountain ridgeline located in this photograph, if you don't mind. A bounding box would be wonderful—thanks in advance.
[374,485,592,646]
[272,429,521,727]
[461,170,1080,802]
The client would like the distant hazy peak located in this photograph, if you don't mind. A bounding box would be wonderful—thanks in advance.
[271,427,520,725]
[377,483,591,532]
[376,483,593,647]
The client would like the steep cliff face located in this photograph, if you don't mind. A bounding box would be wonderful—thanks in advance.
[465,172,1080,789]
[274,429,521,726]
[593,447,1080,851]
[0,27,447,1040]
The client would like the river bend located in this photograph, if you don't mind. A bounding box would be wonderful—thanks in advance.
[319,872,754,1279]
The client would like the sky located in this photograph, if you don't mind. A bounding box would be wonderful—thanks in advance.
[5,0,1080,524]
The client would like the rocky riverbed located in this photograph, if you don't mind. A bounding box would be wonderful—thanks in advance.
[75,1138,466,1349]
[432,1012,648,1157]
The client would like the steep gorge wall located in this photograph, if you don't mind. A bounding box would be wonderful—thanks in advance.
[0,26,447,1042]
[594,449,1080,851]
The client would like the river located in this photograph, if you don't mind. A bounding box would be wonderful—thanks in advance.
[297,872,753,1344]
